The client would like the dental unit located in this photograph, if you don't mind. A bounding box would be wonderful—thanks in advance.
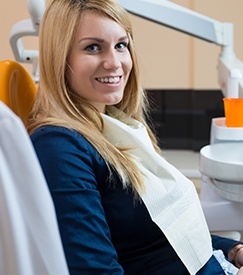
[117,0,243,236]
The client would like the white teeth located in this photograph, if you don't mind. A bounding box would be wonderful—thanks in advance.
[97,77,120,83]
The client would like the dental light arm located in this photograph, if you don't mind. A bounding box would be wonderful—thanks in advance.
[117,0,243,97]
[27,0,45,29]
[9,0,45,81]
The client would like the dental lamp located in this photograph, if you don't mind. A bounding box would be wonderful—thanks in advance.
[117,0,243,98]
[9,0,45,82]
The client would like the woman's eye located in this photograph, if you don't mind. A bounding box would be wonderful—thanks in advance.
[116,42,128,51]
[85,44,100,52]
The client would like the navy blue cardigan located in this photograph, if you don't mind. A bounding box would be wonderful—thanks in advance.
[31,126,239,275]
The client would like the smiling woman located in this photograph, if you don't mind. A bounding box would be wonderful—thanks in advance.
[66,10,132,113]
[27,0,243,274]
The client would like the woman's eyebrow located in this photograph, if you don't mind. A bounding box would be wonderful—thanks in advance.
[119,35,129,41]
[78,35,128,44]
[78,37,104,43]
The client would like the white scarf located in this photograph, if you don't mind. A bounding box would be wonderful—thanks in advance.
[101,110,212,275]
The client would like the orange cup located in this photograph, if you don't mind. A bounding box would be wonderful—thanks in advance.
[223,98,243,127]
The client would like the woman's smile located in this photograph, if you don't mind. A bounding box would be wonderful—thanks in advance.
[96,76,121,84]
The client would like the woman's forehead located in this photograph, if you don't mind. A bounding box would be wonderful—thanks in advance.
[75,11,127,40]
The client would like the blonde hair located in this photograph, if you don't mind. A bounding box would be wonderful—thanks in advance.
[28,0,160,193]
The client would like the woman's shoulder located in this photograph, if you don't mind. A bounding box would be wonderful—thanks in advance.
[30,125,107,177]
[30,125,110,190]
[30,125,101,162]
[31,125,90,147]
[31,125,84,140]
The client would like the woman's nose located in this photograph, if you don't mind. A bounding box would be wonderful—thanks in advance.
[103,50,121,70]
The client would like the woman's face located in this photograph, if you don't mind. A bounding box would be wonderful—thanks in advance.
[67,11,133,113]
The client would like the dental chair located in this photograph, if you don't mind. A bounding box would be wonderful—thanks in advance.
[0,59,37,127]
[0,60,69,275]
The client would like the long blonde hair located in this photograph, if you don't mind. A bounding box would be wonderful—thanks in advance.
[28,0,160,192]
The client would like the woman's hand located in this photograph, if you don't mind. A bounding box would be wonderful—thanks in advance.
[228,244,243,268]
[237,267,243,275]
[236,246,243,267]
